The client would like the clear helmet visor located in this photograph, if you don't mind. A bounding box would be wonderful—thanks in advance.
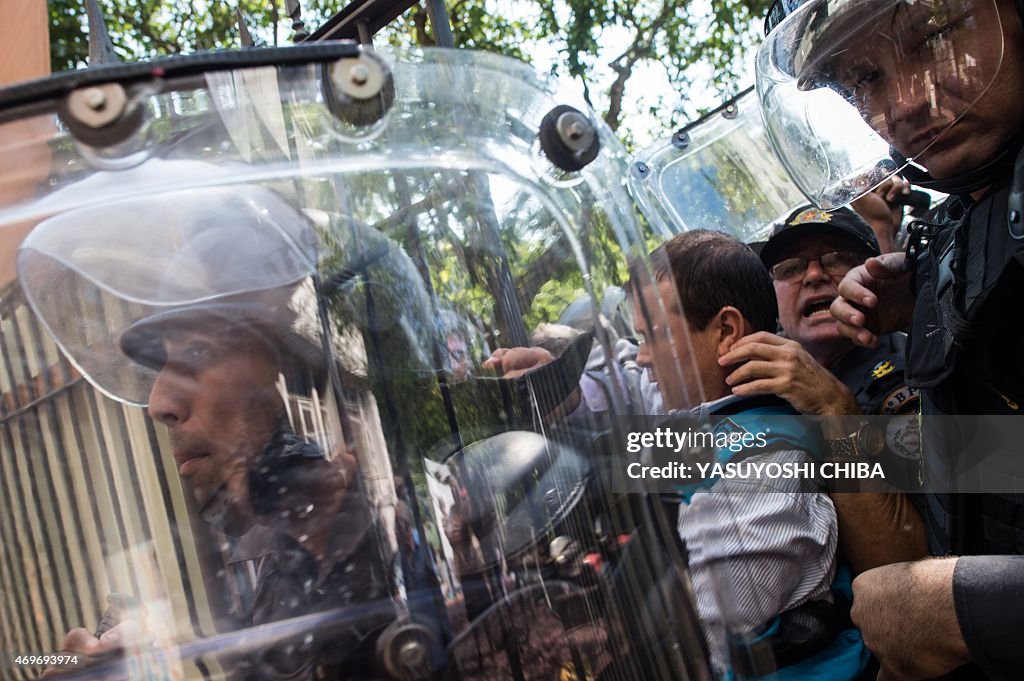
[756,0,1008,208]
[0,46,743,681]
[18,177,320,406]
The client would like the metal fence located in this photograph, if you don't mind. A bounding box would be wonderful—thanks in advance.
[0,280,233,680]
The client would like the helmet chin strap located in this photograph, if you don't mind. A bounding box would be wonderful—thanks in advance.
[891,125,1024,196]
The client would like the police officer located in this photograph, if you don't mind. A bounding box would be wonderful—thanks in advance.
[720,205,924,574]
[757,0,1024,677]
[25,179,406,681]
[727,205,916,418]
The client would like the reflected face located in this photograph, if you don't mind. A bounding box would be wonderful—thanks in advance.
[632,280,718,411]
[823,0,1024,178]
[146,326,283,534]
[447,333,470,381]
[773,236,868,358]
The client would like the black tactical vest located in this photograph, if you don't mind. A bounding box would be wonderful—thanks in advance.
[905,185,1024,556]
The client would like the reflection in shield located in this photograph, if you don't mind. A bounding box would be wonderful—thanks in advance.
[0,46,715,681]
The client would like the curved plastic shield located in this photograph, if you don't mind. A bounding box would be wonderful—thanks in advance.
[756,0,1005,208]
[629,89,807,242]
[0,45,755,681]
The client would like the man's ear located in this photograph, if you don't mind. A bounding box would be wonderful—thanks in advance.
[715,306,746,356]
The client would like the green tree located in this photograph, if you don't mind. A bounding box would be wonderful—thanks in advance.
[49,0,352,71]
[49,0,770,143]
[388,0,772,139]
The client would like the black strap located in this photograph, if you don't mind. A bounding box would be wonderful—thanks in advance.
[893,125,1024,196]
[728,596,853,677]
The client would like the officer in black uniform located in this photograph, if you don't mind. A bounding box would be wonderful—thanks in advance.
[757,0,1024,677]
[722,207,920,484]
[757,205,918,418]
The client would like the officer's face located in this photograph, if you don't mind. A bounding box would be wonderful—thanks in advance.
[823,0,1024,179]
[632,280,719,411]
[147,325,283,535]
[773,236,869,360]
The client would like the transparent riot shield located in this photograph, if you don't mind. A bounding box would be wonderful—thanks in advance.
[628,89,865,679]
[0,45,742,681]
[628,88,807,244]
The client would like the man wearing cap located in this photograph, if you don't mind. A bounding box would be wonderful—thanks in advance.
[726,206,915,417]
[720,205,925,573]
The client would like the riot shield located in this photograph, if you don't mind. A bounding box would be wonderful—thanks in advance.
[628,88,807,244]
[0,45,738,681]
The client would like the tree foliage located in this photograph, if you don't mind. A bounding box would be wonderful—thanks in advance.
[386,0,772,137]
[49,0,771,142]
[48,0,352,71]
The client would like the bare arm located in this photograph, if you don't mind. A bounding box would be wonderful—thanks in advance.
[719,332,926,572]
[852,558,970,680]
[830,491,927,575]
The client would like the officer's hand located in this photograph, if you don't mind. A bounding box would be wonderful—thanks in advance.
[719,332,859,416]
[482,347,554,379]
[831,253,914,348]
[852,177,910,253]
[881,175,912,203]
[850,558,971,680]
[43,621,144,678]
[853,176,910,217]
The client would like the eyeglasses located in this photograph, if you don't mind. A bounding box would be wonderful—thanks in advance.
[770,251,864,282]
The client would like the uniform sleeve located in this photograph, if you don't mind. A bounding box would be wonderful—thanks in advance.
[847,333,915,416]
[953,555,1024,680]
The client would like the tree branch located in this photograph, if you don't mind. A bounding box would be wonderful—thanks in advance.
[602,0,675,131]
[412,5,432,46]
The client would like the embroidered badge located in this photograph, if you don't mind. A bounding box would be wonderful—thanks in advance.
[871,360,895,379]
[881,385,919,415]
[788,208,832,226]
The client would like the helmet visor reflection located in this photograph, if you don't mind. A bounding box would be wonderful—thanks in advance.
[756,0,1005,206]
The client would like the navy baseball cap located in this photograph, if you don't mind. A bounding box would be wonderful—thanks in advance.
[758,205,880,268]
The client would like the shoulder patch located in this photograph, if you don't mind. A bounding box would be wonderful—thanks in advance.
[871,360,895,379]
[881,385,919,415]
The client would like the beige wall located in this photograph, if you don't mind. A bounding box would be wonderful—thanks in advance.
[0,0,51,86]
[0,0,52,286]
